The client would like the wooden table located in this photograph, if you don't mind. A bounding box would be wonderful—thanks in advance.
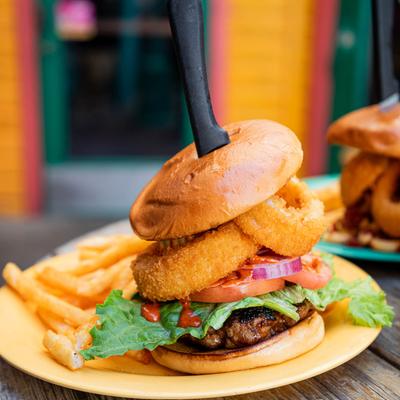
[0,218,399,400]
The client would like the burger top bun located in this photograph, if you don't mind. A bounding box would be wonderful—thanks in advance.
[130,119,303,240]
[327,103,400,158]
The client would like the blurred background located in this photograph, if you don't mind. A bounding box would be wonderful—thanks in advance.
[1,0,374,220]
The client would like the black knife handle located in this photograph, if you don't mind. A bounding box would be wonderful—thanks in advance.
[372,0,398,101]
[168,0,230,157]
[393,0,400,83]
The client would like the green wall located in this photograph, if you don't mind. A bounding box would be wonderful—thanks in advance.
[328,0,372,172]
[39,0,67,163]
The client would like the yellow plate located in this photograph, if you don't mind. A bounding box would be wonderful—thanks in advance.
[0,255,380,399]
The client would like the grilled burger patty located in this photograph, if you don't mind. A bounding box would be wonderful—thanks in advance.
[183,301,315,350]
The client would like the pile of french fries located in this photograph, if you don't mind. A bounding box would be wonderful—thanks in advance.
[312,181,343,213]
[2,234,151,370]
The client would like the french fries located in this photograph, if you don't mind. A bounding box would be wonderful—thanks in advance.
[112,261,135,289]
[38,267,81,297]
[122,279,138,300]
[37,308,73,335]
[79,248,101,261]
[43,330,84,370]
[70,236,150,276]
[77,235,127,251]
[3,263,90,326]
[126,350,152,364]
[39,256,135,298]
[313,181,343,212]
[2,234,151,371]
[77,256,135,297]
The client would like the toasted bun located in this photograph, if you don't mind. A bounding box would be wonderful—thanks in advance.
[327,104,400,158]
[152,312,324,374]
[131,120,303,240]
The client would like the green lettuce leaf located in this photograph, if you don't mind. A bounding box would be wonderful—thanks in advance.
[81,257,393,360]
[304,277,394,327]
[205,285,306,332]
[346,279,394,327]
[303,278,350,309]
[80,291,215,360]
[81,285,310,360]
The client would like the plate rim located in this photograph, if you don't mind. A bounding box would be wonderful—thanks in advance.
[316,241,400,263]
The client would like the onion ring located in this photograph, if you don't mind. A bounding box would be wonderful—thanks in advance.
[133,223,259,301]
[341,152,388,207]
[371,161,400,237]
[234,178,326,257]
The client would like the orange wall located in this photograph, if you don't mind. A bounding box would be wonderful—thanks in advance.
[211,0,316,175]
[0,0,42,216]
[0,0,25,214]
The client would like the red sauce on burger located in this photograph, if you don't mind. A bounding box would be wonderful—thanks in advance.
[141,302,161,322]
[178,299,201,328]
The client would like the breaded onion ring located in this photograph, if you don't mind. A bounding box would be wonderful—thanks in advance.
[341,152,388,207]
[371,161,400,238]
[133,223,258,301]
[234,178,326,257]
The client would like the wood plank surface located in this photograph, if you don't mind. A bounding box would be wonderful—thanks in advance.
[1,350,399,400]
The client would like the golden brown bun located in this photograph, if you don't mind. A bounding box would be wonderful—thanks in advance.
[152,312,324,374]
[340,152,389,207]
[133,222,258,301]
[131,120,303,240]
[327,104,400,158]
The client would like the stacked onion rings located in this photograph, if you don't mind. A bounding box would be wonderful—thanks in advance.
[133,178,327,300]
[340,152,389,207]
[371,161,400,237]
[133,223,259,301]
[235,178,326,257]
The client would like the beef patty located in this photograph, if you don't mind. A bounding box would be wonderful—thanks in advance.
[183,301,315,350]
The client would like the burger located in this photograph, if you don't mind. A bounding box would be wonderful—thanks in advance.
[325,104,400,252]
[81,120,393,373]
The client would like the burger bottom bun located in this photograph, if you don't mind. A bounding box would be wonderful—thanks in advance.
[152,312,324,374]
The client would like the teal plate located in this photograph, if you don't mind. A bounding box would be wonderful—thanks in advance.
[305,174,400,263]
[314,241,400,262]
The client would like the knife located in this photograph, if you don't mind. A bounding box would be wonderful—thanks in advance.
[372,0,399,111]
[167,0,230,157]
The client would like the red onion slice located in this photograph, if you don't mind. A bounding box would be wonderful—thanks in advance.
[247,257,302,280]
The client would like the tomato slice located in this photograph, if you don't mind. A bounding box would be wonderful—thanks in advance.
[285,254,332,290]
[190,276,285,303]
